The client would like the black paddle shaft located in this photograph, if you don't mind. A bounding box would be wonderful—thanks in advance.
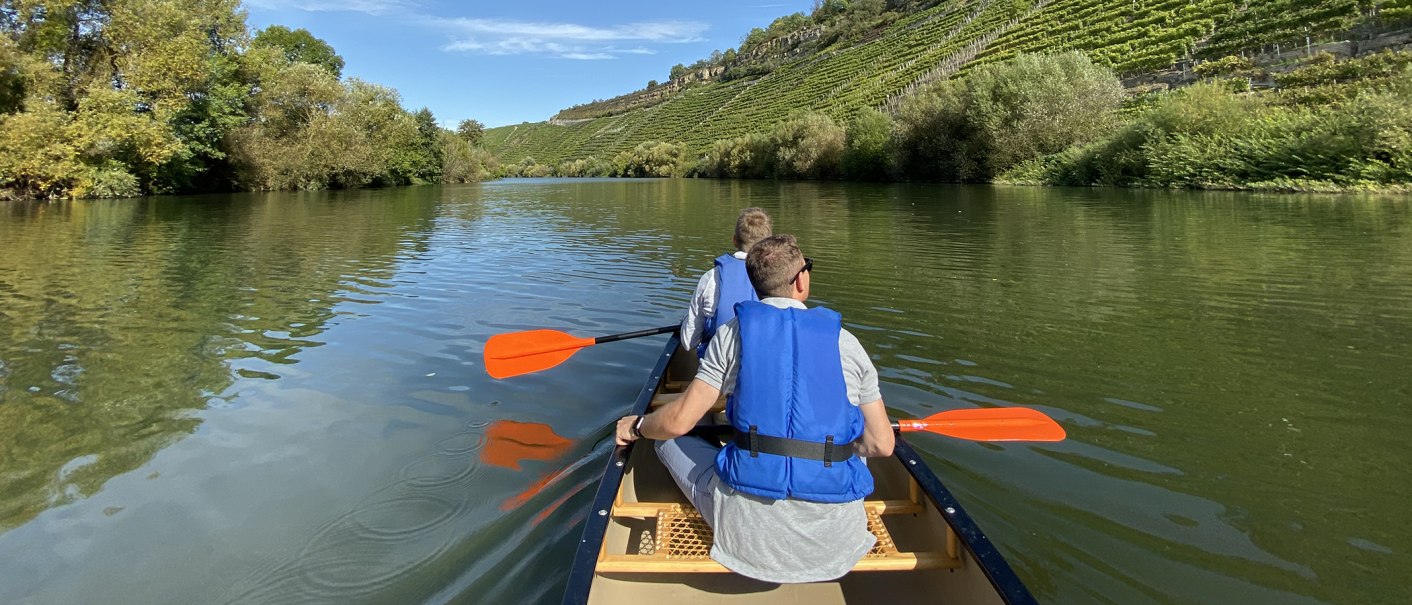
[691,423,905,437]
[593,325,677,344]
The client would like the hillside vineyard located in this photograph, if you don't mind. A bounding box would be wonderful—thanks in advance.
[485,0,1412,165]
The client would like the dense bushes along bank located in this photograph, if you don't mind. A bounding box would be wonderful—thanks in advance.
[511,52,1412,193]
[0,2,496,200]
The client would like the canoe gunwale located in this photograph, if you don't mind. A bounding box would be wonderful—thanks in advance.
[561,332,680,605]
[893,438,1039,605]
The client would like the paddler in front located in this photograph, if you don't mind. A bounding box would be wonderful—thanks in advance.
[616,234,895,583]
[679,207,772,358]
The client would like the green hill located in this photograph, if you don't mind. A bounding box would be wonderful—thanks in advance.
[484,0,1412,167]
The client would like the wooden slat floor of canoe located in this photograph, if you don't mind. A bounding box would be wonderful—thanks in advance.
[598,439,964,576]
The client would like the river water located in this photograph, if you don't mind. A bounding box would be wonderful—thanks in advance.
[0,179,1408,605]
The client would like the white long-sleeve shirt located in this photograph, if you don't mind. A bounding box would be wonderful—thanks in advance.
[679,250,748,352]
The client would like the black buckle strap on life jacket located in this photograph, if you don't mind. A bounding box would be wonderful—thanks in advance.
[735,429,856,464]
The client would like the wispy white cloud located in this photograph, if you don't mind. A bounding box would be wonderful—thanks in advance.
[442,18,707,43]
[245,2,703,61]
[436,17,706,60]
[562,52,615,60]
[243,0,417,15]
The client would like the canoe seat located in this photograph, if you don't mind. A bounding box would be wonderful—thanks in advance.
[597,501,961,574]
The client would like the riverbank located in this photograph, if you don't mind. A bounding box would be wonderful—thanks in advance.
[497,52,1412,195]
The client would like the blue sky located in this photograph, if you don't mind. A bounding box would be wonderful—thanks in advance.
[243,0,815,128]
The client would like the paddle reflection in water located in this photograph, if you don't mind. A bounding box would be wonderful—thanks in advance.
[481,419,574,470]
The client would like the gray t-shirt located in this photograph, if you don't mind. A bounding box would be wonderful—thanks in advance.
[694,297,882,583]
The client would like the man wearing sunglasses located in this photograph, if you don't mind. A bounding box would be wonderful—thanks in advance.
[616,234,894,583]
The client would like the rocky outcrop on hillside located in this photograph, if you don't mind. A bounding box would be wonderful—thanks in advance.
[736,26,824,65]
[1122,26,1412,92]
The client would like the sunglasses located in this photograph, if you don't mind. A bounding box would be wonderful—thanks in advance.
[791,257,813,283]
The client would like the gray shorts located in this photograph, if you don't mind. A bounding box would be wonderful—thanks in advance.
[654,436,721,526]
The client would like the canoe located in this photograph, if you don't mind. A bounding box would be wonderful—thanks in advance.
[561,332,1038,604]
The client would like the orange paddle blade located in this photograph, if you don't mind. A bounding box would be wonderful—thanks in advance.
[896,407,1066,442]
[481,420,574,470]
[484,329,595,379]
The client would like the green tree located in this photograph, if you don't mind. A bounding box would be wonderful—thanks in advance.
[770,112,845,179]
[0,0,491,198]
[229,65,418,190]
[694,133,774,179]
[965,52,1124,173]
[843,107,893,180]
[456,118,485,144]
[4,0,110,110]
[894,79,983,181]
[403,107,444,183]
[812,0,851,23]
[0,0,250,196]
[895,52,1123,182]
[555,156,612,177]
[740,27,767,52]
[768,13,812,36]
[114,0,250,193]
[612,141,688,177]
[441,130,498,182]
[251,25,344,78]
[0,36,27,114]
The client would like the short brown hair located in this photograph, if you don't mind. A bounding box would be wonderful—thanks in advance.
[733,207,772,252]
[746,234,805,298]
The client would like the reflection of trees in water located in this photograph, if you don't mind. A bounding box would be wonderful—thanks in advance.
[0,187,445,530]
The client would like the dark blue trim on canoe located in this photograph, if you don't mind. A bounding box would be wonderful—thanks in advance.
[560,332,680,605]
[893,437,1039,605]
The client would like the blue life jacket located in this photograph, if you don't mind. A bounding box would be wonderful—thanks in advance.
[714,301,873,503]
[698,253,757,358]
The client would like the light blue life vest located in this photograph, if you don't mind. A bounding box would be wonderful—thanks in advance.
[714,301,873,503]
[698,253,757,358]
